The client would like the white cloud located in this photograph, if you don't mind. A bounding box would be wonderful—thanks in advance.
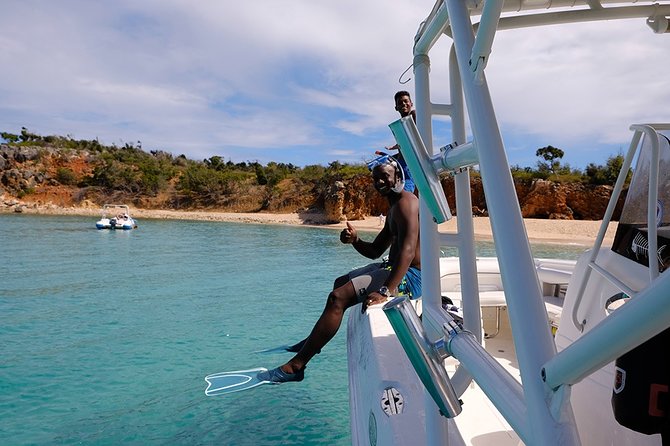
[486,19,670,156]
[0,1,667,168]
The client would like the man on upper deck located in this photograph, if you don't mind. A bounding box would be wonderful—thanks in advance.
[386,90,417,194]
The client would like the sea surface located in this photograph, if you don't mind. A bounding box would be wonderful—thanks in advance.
[0,213,588,445]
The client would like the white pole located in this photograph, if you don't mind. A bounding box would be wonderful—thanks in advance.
[413,52,451,446]
[447,43,482,395]
[444,0,581,443]
[448,44,482,347]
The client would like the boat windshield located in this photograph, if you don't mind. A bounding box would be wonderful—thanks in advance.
[612,131,670,272]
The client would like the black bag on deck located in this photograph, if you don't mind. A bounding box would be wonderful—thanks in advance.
[612,326,670,438]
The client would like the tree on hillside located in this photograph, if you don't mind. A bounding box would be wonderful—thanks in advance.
[1,131,19,143]
[20,127,40,142]
[585,153,629,185]
[204,155,226,171]
[536,145,565,177]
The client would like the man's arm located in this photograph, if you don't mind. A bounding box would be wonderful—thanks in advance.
[341,221,392,259]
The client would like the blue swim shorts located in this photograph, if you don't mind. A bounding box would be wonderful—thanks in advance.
[348,262,422,303]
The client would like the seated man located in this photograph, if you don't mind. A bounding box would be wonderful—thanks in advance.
[258,156,422,383]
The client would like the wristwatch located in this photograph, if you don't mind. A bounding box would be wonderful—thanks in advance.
[378,286,391,298]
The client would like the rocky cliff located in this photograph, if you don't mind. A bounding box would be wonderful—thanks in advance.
[1,144,625,222]
[442,176,625,221]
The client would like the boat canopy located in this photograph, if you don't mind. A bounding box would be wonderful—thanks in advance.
[417,0,670,79]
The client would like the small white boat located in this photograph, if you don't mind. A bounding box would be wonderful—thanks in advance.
[95,204,138,230]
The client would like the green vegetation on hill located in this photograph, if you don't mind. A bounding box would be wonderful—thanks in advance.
[0,128,370,211]
[1,127,628,212]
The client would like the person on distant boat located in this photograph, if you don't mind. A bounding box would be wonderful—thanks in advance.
[384,90,417,194]
[257,155,421,383]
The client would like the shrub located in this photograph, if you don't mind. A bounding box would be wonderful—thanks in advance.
[56,168,77,185]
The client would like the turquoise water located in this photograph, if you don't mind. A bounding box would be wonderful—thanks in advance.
[0,214,587,445]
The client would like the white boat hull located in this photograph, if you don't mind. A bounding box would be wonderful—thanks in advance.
[96,218,137,230]
[95,205,137,230]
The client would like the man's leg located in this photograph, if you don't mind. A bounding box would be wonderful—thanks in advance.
[285,269,374,354]
[333,273,349,289]
[282,280,359,373]
[285,272,360,353]
[258,264,387,383]
[288,265,389,370]
[257,281,359,383]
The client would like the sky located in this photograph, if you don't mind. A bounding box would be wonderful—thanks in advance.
[1,0,668,169]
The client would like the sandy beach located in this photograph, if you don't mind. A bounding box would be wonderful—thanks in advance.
[4,202,617,246]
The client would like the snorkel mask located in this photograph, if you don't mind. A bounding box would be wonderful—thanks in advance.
[366,154,406,193]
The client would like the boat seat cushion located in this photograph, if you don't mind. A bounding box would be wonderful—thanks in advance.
[442,291,562,325]
[443,290,506,308]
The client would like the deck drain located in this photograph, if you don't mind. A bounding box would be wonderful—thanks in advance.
[381,387,404,416]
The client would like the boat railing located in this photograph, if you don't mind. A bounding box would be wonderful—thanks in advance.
[542,262,670,390]
[570,123,670,332]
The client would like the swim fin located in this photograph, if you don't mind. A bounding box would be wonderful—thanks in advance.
[253,338,319,355]
[286,338,308,353]
[204,368,268,396]
[253,345,294,354]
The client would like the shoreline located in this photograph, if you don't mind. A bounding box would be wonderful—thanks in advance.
[2,202,617,246]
